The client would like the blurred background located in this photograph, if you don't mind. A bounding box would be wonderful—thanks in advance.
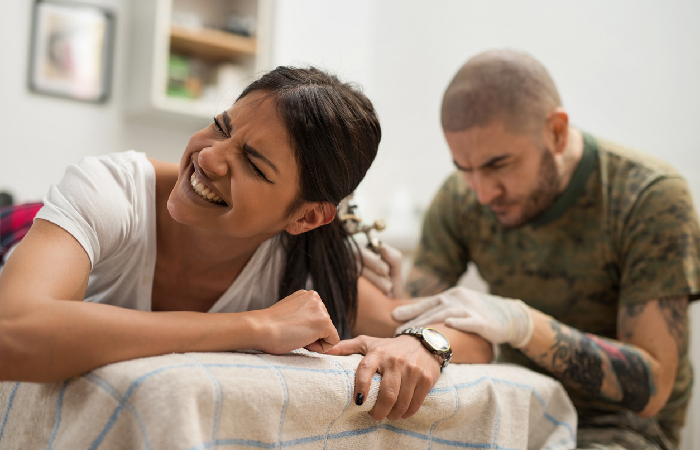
[0,1,698,446]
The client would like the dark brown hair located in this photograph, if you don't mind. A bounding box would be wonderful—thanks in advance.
[442,49,562,134]
[238,66,381,339]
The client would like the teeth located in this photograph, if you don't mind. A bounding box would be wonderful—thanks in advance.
[190,173,225,205]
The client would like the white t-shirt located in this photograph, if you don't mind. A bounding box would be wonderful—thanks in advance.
[35,151,286,313]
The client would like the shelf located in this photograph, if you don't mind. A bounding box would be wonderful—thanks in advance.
[169,25,257,61]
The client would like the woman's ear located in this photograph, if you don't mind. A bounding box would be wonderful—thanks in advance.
[285,202,337,235]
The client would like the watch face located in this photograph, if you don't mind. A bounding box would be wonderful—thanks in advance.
[423,328,450,351]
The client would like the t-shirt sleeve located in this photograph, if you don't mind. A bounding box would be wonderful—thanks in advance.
[412,173,471,288]
[619,176,700,304]
[35,154,140,268]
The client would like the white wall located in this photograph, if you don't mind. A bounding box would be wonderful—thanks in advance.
[0,0,698,447]
[0,0,198,204]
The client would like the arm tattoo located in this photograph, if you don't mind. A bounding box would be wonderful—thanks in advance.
[405,268,451,297]
[536,320,652,412]
[548,322,604,399]
[587,334,652,412]
[618,303,647,341]
[657,297,688,356]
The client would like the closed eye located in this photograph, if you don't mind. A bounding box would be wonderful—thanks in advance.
[213,117,229,137]
[241,152,273,184]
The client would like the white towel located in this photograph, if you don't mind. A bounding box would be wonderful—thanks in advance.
[0,350,576,449]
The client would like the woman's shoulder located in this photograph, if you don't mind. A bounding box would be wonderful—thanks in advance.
[36,151,156,266]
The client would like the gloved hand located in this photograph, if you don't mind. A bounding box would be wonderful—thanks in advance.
[356,242,404,298]
[391,287,534,348]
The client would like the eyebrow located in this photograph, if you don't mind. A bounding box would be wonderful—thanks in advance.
[222,110,232,134]
[244,143,280,174]
[454,155,510,172]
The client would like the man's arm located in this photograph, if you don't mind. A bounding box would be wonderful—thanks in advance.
[405,266,453,298]
[520,297,687,418]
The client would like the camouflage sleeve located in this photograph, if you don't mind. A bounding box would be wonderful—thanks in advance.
[411,173,471,291]
[619,176,700,305]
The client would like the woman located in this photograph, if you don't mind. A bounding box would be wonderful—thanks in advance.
[0,67,491,421]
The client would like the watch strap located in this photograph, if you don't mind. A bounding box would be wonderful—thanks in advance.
[394,327,452,371]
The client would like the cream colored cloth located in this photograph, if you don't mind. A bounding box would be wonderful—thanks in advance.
[0,351,576,450]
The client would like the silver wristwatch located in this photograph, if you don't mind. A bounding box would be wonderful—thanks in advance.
[394,327,452,371]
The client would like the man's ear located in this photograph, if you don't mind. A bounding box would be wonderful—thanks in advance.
[545,107,569,155]
[285,202,337,235]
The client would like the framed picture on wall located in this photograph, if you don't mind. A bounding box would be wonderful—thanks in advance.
[28,1,114,103]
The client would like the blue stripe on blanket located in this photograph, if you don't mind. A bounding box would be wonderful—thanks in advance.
[255,354,290,450]
[183,425,523,450]
[321,358,353,450]
[2,356,576,450]
[83,373,154,450]
[46,380,70,450]
[184,355,224,444]
[0,382,19,441]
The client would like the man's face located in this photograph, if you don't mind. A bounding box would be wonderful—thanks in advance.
[444,120,560,229]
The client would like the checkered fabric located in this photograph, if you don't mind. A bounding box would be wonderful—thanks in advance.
[0,202,42,261]
[0,350,577,450]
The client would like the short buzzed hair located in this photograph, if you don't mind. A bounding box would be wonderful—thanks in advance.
[441,49,562,133]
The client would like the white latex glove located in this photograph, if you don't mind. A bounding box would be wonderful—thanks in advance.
[356,242,404,298]
[391,287,534,348]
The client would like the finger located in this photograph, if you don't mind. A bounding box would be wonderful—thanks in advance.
[403,306,469,330]
[310,294,341,347]
[371,364,402,421]
[391,297,442,321]
[377,243,402,267]
[324,336,366,356]
[387,371,416,420]
[304,340,325,353]
[305,338,338,354]
[361,270,393,296]
[393,306,464,334]
[354,351,381,411]
[360,248,390,276]
[324,323,341,347]
[444,317,486,335]
[402,372,435,419]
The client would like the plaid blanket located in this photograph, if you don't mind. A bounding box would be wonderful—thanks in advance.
[0,202,42,262]
[0,350,576,450]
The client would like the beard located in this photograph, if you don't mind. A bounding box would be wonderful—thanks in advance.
[497,148,560,229]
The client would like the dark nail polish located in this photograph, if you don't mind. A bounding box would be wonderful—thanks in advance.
[355,392,364,406]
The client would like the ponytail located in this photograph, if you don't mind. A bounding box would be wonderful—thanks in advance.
[280,216,358,339]
[238,66,380,340]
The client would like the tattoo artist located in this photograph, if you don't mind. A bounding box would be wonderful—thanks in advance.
[362,50,700,450]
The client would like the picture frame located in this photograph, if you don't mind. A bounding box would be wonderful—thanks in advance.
[28,0,114,103]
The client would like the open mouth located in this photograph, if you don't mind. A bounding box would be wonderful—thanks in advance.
[189,171,227,206]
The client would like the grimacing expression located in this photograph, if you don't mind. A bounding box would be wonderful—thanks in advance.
[167,92,303,239]
[445,120,560,229]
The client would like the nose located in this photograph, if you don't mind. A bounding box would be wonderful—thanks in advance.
[466,171,503,205]
[197,144,229,179]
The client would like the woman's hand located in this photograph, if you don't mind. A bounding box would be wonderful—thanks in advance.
[325,335,441,421]
[256,290,340,354]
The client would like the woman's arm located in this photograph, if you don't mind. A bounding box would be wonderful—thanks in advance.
[325,277,492,421]
[0,219,338,382]
[353,277,493,364]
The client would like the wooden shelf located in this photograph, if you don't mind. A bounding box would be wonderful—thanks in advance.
[169,25,257,61]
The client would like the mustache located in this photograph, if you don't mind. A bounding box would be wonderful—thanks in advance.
[489,198,515,208]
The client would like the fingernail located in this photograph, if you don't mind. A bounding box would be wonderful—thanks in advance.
[355,393,364,406]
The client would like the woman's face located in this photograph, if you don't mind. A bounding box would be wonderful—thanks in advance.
[167,92,302,239]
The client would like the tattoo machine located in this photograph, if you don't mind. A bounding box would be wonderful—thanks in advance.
[339,195,386,254]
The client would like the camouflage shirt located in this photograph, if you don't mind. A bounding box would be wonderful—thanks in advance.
[413,131,700,445]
